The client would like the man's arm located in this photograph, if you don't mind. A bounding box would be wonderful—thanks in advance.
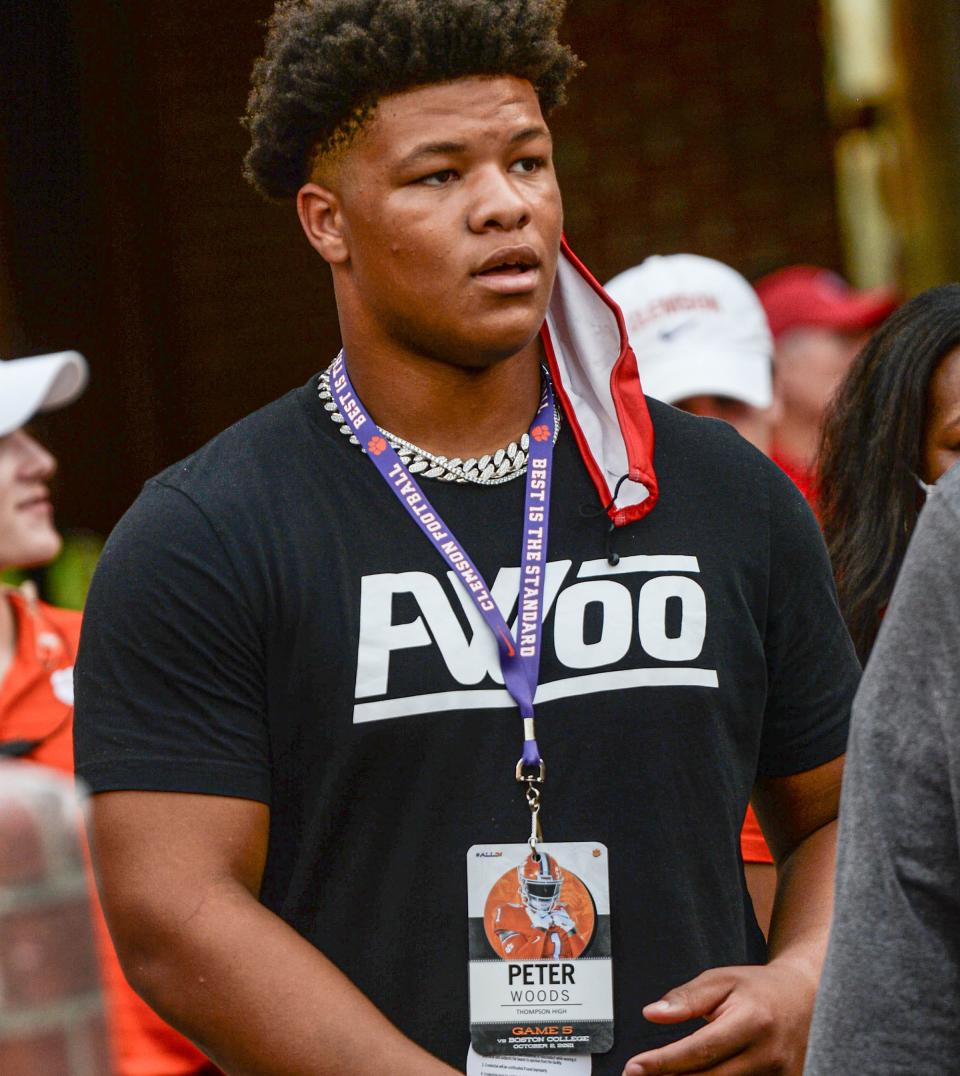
[90,790,459,1076]
[622,754,843,1076]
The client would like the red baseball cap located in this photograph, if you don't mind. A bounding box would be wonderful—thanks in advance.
[754,265,898,339]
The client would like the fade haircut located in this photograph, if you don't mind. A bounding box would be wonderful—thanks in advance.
[243,0,581,200]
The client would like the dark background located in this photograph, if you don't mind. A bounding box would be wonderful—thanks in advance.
[1,1,956,539]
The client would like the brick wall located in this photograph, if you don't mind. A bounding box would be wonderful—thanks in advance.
[0,764,112,1075]
[1,1,840,536]
[553,0,841,284]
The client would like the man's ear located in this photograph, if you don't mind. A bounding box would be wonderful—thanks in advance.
[297,183,349,264]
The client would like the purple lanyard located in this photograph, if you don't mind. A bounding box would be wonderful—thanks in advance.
[330,351,555,778]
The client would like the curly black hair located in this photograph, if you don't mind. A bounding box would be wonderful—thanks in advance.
[817,283,960,664]
[243,0,581,200]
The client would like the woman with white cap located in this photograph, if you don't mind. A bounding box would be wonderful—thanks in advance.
[0,349,88,763]
[0,349,218,1075]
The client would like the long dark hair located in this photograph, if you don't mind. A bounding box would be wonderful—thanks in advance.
[818,283,960,665]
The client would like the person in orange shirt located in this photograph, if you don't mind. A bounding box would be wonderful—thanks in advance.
[0,349,217,1075]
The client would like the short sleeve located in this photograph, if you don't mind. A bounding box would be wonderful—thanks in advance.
[757,465,859,777]
[74,480,270,803]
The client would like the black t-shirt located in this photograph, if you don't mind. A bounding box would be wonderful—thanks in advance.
[75,376,858,1074]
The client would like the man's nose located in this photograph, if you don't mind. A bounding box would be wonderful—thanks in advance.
[467,167,530,232]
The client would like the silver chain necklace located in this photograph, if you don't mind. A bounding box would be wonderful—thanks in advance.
[318,364,560,485]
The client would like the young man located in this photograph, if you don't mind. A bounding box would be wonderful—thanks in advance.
[0,350,214,1076]
[754,265,897,502]
[74,3,858,1074]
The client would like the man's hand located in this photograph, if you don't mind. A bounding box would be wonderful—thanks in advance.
[621,960,816,1075]
[621,756,845,1076]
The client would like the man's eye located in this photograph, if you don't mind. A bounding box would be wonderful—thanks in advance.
[420,169,458,187]
[510,157,546,174]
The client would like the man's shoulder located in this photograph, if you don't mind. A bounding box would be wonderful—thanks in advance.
[103,379,334,562]
[645,395,788,492]
[647,394,753,452]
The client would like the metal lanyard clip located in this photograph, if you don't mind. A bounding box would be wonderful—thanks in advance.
[516,758,546,852]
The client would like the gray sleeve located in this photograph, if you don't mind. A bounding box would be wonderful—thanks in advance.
[805,463,960,1074]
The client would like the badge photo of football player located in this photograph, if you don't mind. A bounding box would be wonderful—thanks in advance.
[491,853,590,960]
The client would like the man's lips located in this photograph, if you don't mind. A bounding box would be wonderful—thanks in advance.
[473,245,542,294]
[473,245,541,276]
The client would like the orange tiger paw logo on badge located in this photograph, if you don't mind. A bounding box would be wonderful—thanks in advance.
[367,435,388,456]
[531,424,550,442]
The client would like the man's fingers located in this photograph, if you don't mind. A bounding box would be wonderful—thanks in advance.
[622,1021,748,1075]
[623,1046,753,1076]
[642,970,736,1024]
[629,963,807,1074]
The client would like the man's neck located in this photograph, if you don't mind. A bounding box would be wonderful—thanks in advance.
[337,336,545,459]
[772,415,819,473]
[0,592,17,689]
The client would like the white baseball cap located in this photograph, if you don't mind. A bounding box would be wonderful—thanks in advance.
[605,254,773,408]
[0,351,89,437]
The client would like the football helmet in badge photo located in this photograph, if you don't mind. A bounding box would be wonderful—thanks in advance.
[484,850,596,961]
